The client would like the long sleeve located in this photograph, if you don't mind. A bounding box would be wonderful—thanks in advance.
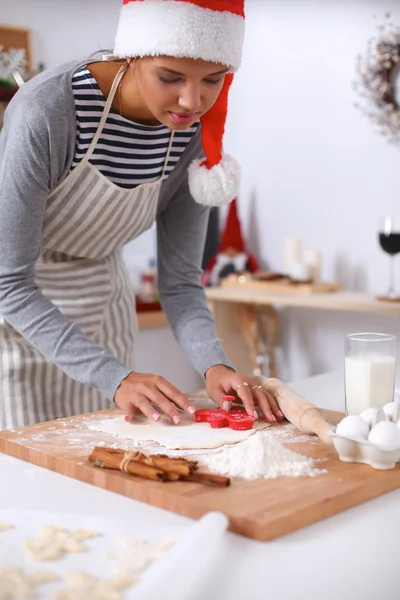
[0,92,131,400]
[157,165,233,377]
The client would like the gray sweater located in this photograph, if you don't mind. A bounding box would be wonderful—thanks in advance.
[0,58,231,401]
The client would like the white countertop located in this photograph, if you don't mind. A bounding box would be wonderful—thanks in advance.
[1,371,399,600]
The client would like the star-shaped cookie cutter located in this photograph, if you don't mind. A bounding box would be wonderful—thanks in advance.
[195,396,255,431]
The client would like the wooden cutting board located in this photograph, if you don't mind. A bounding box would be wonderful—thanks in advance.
[1,407,400,542]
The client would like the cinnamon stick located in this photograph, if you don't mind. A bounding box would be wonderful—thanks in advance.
[181,472,231,487]
[89,447,230,487]
[90,454,167,482]
[164,472,180,482]
[145,454,197,476]
[90,447,196,476]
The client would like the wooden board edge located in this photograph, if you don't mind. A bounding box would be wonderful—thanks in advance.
[251,470,400,541]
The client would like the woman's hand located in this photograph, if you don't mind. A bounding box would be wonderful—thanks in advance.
[205,364,285,424]
[114,372,196,424]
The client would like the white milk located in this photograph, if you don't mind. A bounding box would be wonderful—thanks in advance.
[345,355,396,414]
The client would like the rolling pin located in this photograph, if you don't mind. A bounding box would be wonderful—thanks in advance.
[263,378,334,444]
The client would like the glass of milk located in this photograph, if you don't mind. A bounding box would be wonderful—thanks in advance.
[345,333,396,415]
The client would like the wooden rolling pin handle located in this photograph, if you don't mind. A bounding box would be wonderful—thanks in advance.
[264,378,333,445]
[298,407,333,445]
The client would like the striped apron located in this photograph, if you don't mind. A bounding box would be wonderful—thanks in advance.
[0,65,174,430]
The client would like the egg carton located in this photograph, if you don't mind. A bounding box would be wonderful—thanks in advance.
[328,428,400,470]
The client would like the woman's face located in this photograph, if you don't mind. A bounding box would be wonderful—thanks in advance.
[131,56,229,129]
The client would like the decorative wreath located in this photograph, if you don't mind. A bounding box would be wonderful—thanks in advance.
[354,13,400,144]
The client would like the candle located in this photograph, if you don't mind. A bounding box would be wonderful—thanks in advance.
[303,249,322,283]
[289,260,311,282]
[283,238,302,275]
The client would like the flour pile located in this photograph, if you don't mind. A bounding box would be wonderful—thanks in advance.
[196,431,323,479]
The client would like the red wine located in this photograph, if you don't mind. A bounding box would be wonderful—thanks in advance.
[379,232,400,255]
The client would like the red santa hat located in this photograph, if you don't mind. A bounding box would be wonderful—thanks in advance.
[114,0,245,207]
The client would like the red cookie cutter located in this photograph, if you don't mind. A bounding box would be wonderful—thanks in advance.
[195,399,255,431]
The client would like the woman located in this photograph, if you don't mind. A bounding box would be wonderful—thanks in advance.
[0,0,283,430]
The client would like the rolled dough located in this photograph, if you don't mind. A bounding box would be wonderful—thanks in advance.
[90,412,269,450]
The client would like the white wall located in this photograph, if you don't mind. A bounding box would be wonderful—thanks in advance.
[2,0,120,69]
[3,0,400,382]
[136,327,202,393]
[223,0,400,380]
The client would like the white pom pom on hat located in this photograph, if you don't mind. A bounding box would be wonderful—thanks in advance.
[114,0,245,206]
[188,154,241,207]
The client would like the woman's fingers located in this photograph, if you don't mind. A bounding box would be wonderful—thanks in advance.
[252,386,276,424]
[124,404,137,422]
[134,395,162,422]
[250,384,285,423]
[263,388,284,421]
[156,377,196,415]
[116,373,197,425]
[235,381,257,419]
[146,387,184,425]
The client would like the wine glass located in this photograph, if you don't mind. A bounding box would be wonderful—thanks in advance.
[378,217,400,299]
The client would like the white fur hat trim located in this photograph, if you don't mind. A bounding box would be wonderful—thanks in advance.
[114,1,244,71]
[188,154,240,207]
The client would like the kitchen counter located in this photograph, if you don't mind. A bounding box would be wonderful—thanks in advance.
[0,371,399,600]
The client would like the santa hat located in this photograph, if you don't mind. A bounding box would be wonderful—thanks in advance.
[114,0,245,207]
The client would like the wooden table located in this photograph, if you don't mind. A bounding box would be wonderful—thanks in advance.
[206,288,400,378]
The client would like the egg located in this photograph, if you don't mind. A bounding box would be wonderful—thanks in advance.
[359,407,386,429]
[336,415,370,439]
[368,421,400,449]
[382,402,400,423]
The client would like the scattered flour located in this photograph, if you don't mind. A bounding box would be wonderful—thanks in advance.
[266,422,318,444]
[196,431,324,479]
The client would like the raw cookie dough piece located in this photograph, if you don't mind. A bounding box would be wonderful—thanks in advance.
[110,538,176,574]
[91,413,269,450]
[72,529,101,541]
[27,571,58,586]
[24,526,101,562]
[0,566,57,600]
[0,522,13,531]
[53,571,135,600]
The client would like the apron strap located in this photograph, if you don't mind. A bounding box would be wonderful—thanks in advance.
[84,63,129,162]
